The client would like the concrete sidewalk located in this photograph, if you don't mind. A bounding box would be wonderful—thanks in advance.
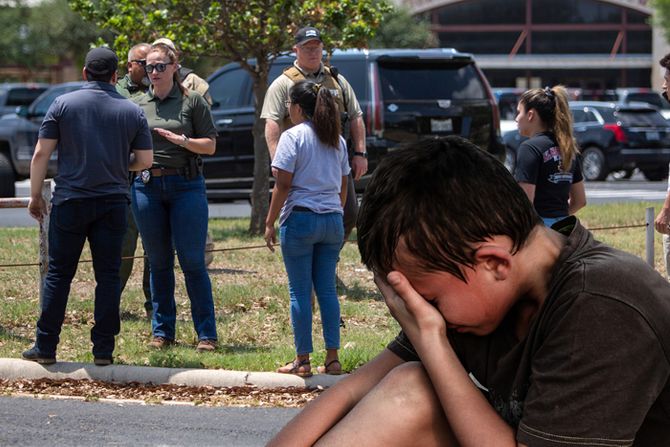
[0,358,346,389]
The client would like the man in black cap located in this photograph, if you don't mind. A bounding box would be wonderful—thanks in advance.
[261,26,368,270]
[24,47,153,366]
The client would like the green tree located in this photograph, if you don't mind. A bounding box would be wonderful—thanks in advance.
[652,0,670,43]
[0,0,105,73]
[371,6,437,49]
[68,0,391,234]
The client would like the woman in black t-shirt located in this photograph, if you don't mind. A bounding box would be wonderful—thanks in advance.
[514,86,586,227]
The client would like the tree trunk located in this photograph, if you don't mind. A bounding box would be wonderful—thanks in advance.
[248,73,270,235]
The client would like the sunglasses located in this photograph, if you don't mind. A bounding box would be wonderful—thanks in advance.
[144,62,174,74]
[130,59,146,66]
[284,100,292,107]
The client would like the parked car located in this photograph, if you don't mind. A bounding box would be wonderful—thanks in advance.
[574,88,670,118]
[0,83,48,116]
[503,101,670,181]
[0,82,83,197]
[206,48,505,200]
[492,87,523,139]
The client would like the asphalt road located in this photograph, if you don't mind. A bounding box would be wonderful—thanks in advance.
[0,395,299,446]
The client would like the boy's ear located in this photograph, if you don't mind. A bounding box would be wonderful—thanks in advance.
[474,244,513,281]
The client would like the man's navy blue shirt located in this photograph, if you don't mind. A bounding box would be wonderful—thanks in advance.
[39,81,152,205]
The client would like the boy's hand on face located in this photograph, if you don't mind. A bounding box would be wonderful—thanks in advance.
[375,271,447,347]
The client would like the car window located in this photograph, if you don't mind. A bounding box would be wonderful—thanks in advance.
[31,86,80,117]
[625,92,664,109]
[268,61,293,84]
[328,60,366,101]
[571,109,598,123]
[209,67,250,109]
[32,90,65,116]
[378,61,485,101]
[498,93,520,120]
[616,110,668,127]
[593,107,617,122]
[3,87,47,107]
[571,109,587,123]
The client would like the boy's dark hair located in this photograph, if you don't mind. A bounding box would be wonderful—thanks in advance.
[357,136,541,281]
[660,53,670,70]
[290,80,341,148]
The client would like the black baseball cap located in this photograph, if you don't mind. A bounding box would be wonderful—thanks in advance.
[85,47,118,76]
[295,27,322,46]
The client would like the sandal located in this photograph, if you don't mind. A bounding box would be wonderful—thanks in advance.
[317,359,343,375]
[277,358,312,377]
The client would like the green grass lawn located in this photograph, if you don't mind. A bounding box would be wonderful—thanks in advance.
[0,201,666,372]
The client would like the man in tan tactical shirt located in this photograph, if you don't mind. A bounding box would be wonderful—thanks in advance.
[260,26,367,243]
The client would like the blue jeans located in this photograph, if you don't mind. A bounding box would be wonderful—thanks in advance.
[543,216,568,228]
[131,174,217,341]
[36,195,128,359]
[280,210,344,355]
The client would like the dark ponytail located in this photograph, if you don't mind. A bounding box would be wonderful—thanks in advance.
[289,80,341,148]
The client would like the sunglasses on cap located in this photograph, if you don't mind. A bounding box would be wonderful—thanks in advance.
[144,62,174,74]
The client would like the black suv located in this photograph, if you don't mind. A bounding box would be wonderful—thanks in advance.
[503,101,670,181]
[0,82,83,197]
[206,48,504,200]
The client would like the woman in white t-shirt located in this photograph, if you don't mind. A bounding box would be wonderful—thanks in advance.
[264,81,350,377]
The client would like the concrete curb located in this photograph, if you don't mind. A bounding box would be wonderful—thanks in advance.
[0,358,346,389]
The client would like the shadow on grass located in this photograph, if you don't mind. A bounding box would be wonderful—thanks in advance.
[209,224,256,241]
[207,267,257,275]
[339,282,382,302]
[0,325,32,343]
[120,310,150,321]
[217,343,270,355]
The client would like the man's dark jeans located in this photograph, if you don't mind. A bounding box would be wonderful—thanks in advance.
[35,195,128,359]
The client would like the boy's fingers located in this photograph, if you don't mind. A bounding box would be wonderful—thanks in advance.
[374,273,406,316]
[387,271,424,308]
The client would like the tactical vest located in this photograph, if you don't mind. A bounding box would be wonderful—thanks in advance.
[281,65,347,133]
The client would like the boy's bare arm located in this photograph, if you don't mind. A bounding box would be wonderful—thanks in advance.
[267,349,404,447]
[377,273,526,447]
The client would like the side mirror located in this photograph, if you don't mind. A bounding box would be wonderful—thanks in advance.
[16,105,29,118]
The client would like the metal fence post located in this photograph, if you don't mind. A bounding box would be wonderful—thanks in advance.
[645,207,655,267]
[38,179,51,307]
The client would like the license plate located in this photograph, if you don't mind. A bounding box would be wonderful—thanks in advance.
[431,118,453,133]
[647,131,660,141]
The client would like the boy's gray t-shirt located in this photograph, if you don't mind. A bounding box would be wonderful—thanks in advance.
[387,219,670,445]
[272,121,350,225]
[39,82,152,205]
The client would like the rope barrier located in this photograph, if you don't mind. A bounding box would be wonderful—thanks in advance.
[587,223,647,231]
[0,243,281,269]
[0,222,650,270]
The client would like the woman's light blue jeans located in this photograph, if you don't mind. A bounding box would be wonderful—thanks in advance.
[131,174,217,342]
[280,210,344,355]
[542,216,568,228]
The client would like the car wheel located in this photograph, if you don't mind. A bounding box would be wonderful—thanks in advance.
[0,152,16,198]
[609,168,635,180]
[581,146,608,181]
[641,168,668,181]
[504,146,516,173]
